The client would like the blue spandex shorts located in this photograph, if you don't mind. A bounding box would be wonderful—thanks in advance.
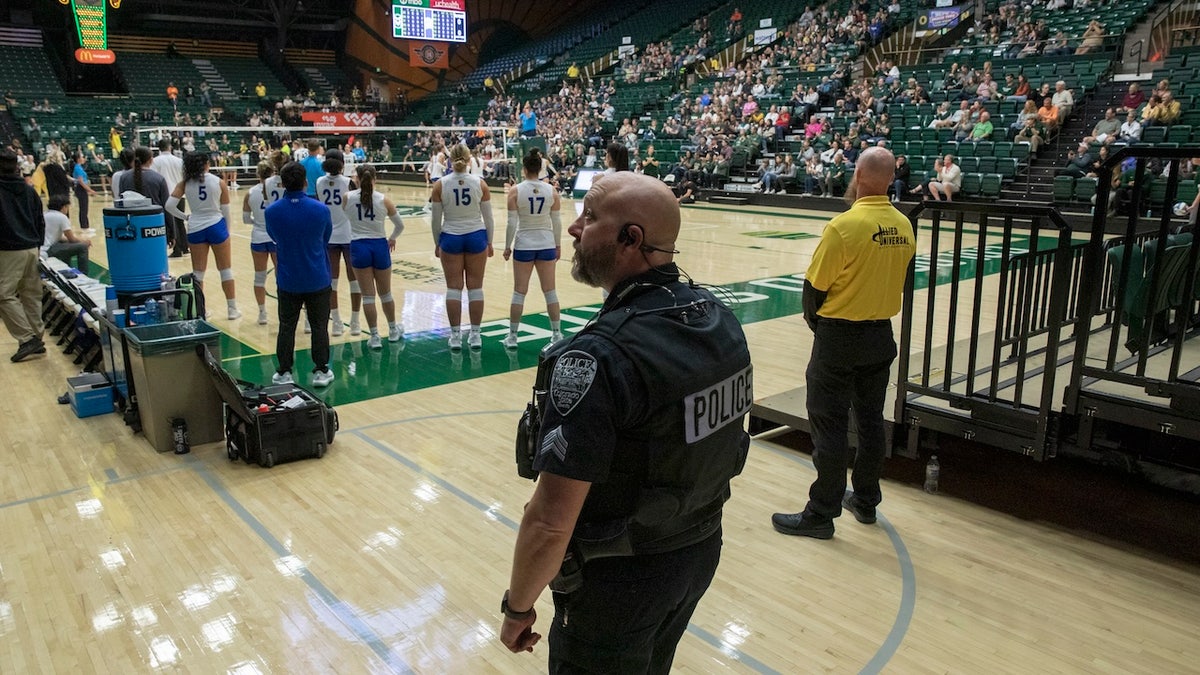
[350,237,392,270]
[250,241,277,253]
[512,247,557,263]
[439,229,488,255]
[186,219,230,246]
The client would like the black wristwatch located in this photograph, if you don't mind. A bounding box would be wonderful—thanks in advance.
[501,590,535,620]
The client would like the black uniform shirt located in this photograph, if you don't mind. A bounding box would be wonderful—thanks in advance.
[532,271,676,484]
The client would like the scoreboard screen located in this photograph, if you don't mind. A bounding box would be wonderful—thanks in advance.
[393,0,467,43]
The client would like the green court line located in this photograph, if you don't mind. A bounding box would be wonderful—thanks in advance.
[223,234,1060,406]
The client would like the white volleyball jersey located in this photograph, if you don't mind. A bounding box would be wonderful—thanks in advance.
[513,179,556,250]
[264,175,285,205]
[439,171,485,235]
[342,189,388,240]
[184,172,224,232]
[317,174,353,244]
[247,183,274,244]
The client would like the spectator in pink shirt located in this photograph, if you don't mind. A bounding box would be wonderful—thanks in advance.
[742,95,759,120]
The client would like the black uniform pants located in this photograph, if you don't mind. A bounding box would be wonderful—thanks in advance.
[548,530,722,674]
[804,320,897,520]
[276,287,331,374]
[73,184,90,229]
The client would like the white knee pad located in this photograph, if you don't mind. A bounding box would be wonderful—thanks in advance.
[192,270,205,284]
[349,280,361,294]
[219,268,235,282]
[361,295,376,306]
[543,290,559,305]
[511,292,526,305]
[446,287,463,303]
[253,270,268,287]
[379,292,394,304]
[467,288,484,303]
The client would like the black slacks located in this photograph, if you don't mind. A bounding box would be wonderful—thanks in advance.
[548,530,722,674]
[804,320,897,520]
[276,287,331,374]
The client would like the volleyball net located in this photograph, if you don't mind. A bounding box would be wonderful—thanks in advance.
[132,124,520,180]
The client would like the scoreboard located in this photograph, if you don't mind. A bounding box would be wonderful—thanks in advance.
[393,0,467,43]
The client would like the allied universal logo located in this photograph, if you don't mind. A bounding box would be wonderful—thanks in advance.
[417,44,446,66]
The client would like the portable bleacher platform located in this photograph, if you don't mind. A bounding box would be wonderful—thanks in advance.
[751,146,1200,475]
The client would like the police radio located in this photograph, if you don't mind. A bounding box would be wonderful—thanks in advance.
[515,343,556,480]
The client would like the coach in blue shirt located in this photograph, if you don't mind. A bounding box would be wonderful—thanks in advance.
[265,161,334,387]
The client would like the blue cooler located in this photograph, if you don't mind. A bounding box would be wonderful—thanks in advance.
[104,204,168,293]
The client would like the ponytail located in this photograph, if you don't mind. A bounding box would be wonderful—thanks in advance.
[133,147,152,194]
[357,164,376,206]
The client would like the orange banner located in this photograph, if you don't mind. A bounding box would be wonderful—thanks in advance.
[409,42,449,69]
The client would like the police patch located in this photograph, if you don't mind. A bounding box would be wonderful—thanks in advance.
[550,350,597,416]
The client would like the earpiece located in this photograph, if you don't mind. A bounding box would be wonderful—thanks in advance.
[617,223,639,246]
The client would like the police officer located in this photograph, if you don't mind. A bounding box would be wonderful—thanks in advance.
[772,146,916,539]
[500,172,753,672]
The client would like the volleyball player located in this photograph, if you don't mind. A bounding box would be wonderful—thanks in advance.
[242,161,277,325]
[166,151,240,319]
[317,149,362,336]
[502,149,563,348]
[342,164,404,349]
[431,143,494,350]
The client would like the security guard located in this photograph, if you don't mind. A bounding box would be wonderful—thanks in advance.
[500,173,752,673]
[772,146,916,539]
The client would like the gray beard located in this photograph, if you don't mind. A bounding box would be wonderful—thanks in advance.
[571,240,619,288]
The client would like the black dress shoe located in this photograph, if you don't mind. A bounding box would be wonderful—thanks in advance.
[842,493,877,524]
[771,511,834,539]
[170,250,185,258]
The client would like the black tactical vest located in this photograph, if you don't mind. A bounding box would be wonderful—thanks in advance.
[536,276,753,556]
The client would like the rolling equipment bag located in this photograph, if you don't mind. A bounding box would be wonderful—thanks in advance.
[198,345,337,467]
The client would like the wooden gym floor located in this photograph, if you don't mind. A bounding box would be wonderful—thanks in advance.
[1,182,1197,673]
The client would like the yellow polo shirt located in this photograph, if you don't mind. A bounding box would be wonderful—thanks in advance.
[806,195,916,321]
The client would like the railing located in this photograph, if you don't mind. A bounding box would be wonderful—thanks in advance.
[897,202,1077,459]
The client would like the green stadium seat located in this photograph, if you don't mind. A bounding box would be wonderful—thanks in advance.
[981,174,1003,198]
[1075,177,1099,203]
[977,156,997,174]
[998,158,1019,178]
[962,172,983,196]
[1142,127,1167,144]
[1053,175,1075,202]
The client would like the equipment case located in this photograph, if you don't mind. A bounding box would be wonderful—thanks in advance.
[198,345,337,467]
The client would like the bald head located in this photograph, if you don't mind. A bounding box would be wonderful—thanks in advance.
[592,172,681,251]
[853,147,895,197]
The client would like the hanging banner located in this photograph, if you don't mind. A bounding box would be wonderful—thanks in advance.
[918,7,963,30]
[409,42,449,69]
[301,112,378,128]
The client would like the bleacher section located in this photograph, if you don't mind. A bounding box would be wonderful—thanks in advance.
[285,49,355,100]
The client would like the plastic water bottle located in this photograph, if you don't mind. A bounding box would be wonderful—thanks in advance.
[924,455,940,494]
[144,298,158,325]
[105,285,118,317]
